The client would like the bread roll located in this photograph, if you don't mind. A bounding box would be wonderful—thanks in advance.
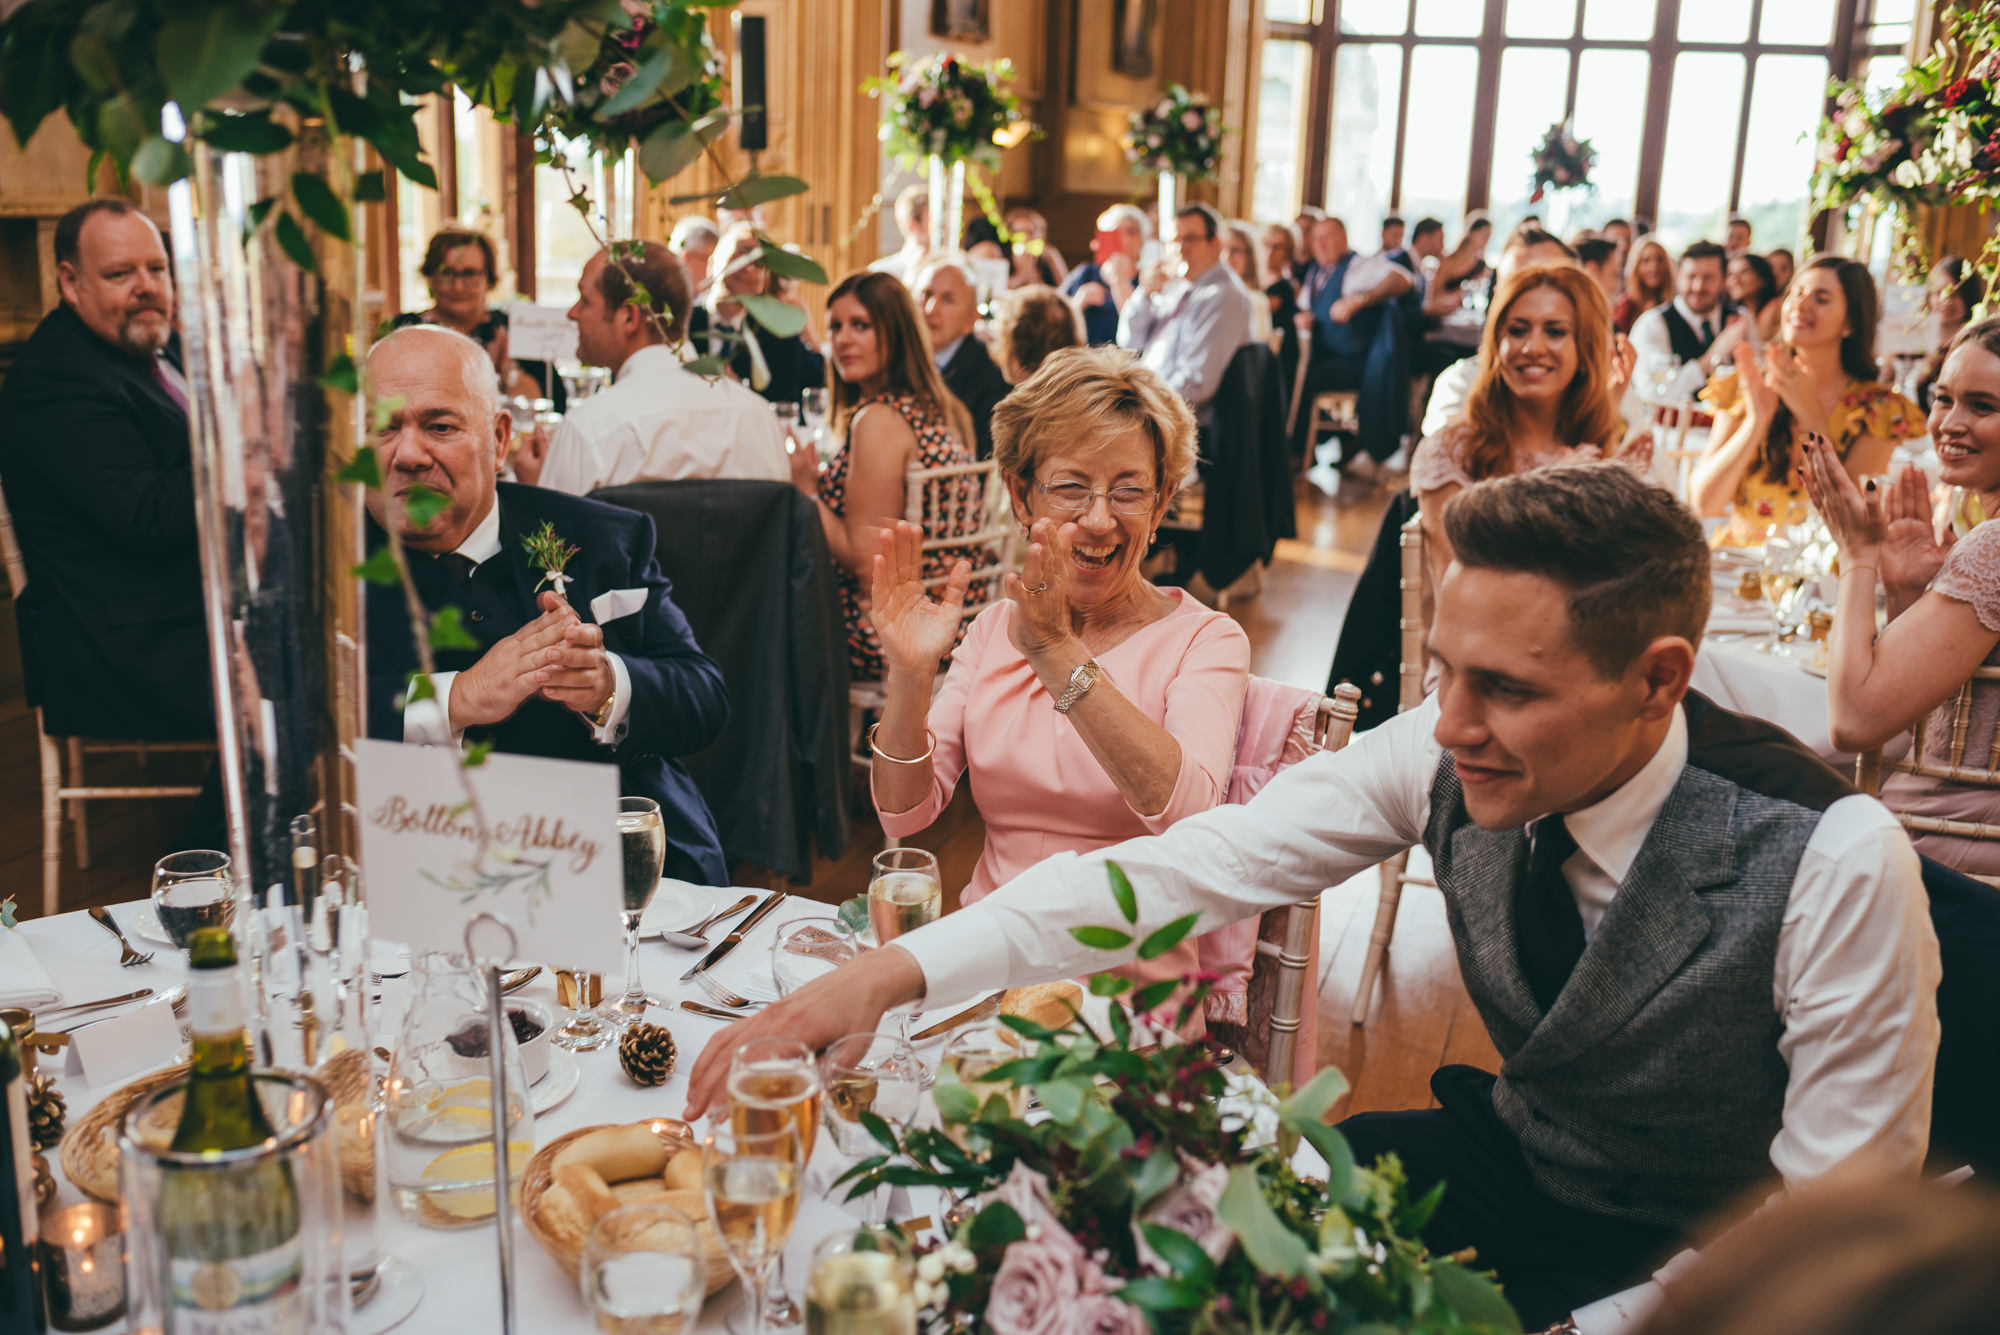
[611,1179,678,1206]
[535,1183,593,1251]
[1001,980,1083,1030]
[661,1148,704,1193]
[552,1124,671,1183]
[553,1162,622,1223]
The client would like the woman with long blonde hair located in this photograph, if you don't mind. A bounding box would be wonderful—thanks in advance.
[1411,263,1632,592]
[1613,236,1673,333]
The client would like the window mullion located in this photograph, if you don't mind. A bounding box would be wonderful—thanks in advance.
[1462,0,1511,211]
[1633,0,1684,222]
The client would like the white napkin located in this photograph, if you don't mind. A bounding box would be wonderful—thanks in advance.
[0,928,62,1008]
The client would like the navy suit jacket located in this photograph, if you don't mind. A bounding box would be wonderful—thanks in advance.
[366,483,730,883]
[1301,254,1384,364]
[0,304,212,739]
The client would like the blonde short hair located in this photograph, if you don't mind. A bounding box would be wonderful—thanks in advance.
[991,346,1196,492]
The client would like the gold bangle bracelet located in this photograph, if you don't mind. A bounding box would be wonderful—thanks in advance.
[867,723,937,765]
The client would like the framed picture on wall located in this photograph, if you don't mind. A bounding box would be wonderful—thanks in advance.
[931,0,990,42]
[1112,0,1157,78]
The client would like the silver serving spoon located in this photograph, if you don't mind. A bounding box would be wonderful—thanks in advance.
[655,894,757,950]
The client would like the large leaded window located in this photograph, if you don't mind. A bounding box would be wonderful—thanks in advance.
[1254,0,1913,249]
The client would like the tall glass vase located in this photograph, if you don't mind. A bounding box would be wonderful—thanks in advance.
[1158,170,1181,232]
[164,116,367,952]
[928,155,966,255]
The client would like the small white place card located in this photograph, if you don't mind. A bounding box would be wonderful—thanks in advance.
[354,740,623,973]
[67,1003,183,1090]
[506,300,580,365]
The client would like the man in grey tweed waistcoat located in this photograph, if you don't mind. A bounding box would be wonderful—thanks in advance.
[686,465,1942,1333]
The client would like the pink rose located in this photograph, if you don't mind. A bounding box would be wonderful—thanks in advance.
[1076,1294,1149,1335]
[1180,109,1203,131]
[1137,1162,1235,1268]
[990,1163,1060,1232]
[986,1233,1089,1335]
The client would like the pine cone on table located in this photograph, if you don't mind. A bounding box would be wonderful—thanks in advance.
[618,1023,678,1087]
[27,1072,65,1150]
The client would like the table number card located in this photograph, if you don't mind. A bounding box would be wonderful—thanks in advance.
[354,740,623,972]
[505,299,581,364]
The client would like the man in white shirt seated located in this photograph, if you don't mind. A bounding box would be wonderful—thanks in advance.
[868,184,932,287]
[1627,240,1731,404]
[1116,202,1256,424]
[515,241,790,495]
[684,464,1940,1335]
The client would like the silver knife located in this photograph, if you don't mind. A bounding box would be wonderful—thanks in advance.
[35,988,155,1024]
[681,892,786,981]
[680,999,763,1021]
[911,992,1004,1042]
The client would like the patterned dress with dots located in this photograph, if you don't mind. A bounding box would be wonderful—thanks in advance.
[819,390,991,680]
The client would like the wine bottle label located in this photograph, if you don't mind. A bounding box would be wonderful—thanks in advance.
[167,1237,304,1332]
[185,965,245,1040]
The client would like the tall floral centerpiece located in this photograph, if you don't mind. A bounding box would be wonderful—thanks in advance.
[1127,84,1223,229]
[837,865,1523,1334]
[1809,1,2000,307]
[1528,119,1596,237]
[868,50,1026,255]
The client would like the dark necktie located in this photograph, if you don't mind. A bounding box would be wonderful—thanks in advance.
[435,552,478,588]
[1516,814,1586,1013]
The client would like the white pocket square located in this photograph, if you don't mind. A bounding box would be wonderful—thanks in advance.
[590,587,649,624]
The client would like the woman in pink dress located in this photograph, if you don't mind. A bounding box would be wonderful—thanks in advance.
[864,348,1251,1022]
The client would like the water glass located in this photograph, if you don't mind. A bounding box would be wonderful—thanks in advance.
[769,916,862,997]
[582,1204,708,1335]
[555,968,616,1052]
[606,796,665,1026]
[151,850,234,954]
[702,1124,804,1335]
[805,1227,915,1335]
[771,400,801,428]
[817,1033,923,1224]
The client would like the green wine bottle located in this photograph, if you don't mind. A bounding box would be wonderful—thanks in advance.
[158,927,304,1331]
[1,1016,47,1333]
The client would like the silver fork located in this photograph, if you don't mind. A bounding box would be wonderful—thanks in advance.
[693,972,763,1010]
[88,906,154,967]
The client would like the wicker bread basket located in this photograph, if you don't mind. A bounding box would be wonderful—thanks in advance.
[59,1060,191,1202]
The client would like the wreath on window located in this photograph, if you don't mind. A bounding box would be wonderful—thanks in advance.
[1529,119,1596,201]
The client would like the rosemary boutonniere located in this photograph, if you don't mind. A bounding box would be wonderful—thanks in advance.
[522,520,580,598]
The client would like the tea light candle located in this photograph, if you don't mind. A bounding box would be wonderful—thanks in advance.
[37,1202,125,1331]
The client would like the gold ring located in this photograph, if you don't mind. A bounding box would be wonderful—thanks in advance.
[1023,582,1049,596]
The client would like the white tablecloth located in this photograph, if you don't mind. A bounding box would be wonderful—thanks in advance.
[20,887,908,1333]
[1692,635,1845,767]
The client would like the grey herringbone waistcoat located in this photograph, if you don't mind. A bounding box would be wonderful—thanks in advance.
[1424,755,1819,1230]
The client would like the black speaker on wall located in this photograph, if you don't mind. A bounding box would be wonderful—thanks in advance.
[734,13,767,153]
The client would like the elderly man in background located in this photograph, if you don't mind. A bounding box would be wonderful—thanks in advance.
[1291,213,1415,469]
[868,184,932,286]
[1062,203,1150,346]
[1117,203,1255,423]
[365,324,731,882]
[516,242,788,494]
[917,256,1010,459]
[0,198,212,751]
[669,215,720,297]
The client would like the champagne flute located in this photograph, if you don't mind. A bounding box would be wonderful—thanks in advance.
[554,967,615,1051]
[1758,538,1803,653]
[867,849,941,1072]
[703,1124,804,1335]
[604,796,666,1026]
[151,850,235,955]
[805,1227,915,1335]
[728,1040,822,1332]
[817,1033,923,1225]
[800,387,830,461]
[582,1203,708,1335]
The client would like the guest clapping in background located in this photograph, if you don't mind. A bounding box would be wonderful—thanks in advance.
[1062,203,1148,346]
[1691,256,1924,546]
[866,347,1248,1018]
[797,272,983,680]
[1722,251,1784,349]
[1805,317,2000,876]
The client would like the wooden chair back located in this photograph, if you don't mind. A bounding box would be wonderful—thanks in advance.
[1857,666,2000,853]
[0,483,28,598]
[904,458,1016,630]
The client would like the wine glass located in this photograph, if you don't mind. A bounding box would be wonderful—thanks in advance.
[582,1203,709,1335]
[702,1124,804,1335]
[727,1040,822,1332]
[1758,537,1804,653]
[867,849,941,1073]
[817,1032,923,1225]
[771,400,801,430]
[604,796,665,1026]
[151,850,235,954]
[769,916,862,998]
[1641,352,1682,407]
[805,1227,915,1335]
[554,967,615,1052]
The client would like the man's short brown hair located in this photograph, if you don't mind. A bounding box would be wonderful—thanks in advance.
[1442,464,1710,677]
[597,240,692,344]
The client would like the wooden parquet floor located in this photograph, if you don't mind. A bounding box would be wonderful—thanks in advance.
[4,469,1495,1116]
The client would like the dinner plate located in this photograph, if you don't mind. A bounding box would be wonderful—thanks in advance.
[639,879,713,939]
[531,1045,581,1114]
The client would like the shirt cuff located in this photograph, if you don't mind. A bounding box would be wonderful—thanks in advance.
[403,671,463,748]
[1572,1280,1664,1335]
[889,903,1019,1011]
[587,653,634,746]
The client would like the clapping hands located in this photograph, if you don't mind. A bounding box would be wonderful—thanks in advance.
[868,521,972,676]
[1800,435,1948,602]
[1005,518,1077,660]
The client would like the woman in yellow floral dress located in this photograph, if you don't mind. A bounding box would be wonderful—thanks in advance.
[1690,256,1925,547]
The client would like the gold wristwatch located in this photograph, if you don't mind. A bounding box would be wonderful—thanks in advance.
[1053,659,1101,714]
[589,682,618,732]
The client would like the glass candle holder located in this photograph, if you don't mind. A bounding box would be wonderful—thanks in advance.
[37,1202,125,1331]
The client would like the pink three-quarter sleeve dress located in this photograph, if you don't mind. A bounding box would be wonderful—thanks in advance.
[872,589,1252,1025]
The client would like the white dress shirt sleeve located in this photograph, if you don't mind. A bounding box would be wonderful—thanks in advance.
[892,699,1441,1007]
[1422,358,1478,437]
[536,415,600,496]
[1117,290,1163,353]
[403,671,462,748]
[587,653,635,746]
[1626,305,1672,363]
